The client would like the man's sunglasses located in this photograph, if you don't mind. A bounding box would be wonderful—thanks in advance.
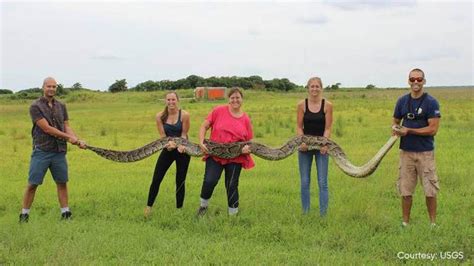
[46,85,57,88]
[409,77,424,83]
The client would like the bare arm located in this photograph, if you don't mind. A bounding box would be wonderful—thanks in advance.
[296,100,305,136]
[318,100,333,155]
[36,118,78,144]
[241,117,253,154]
[199,120,211,144]
[64,121,87,148]
[198,120,211,153]
[392,118,402,136]
[323,100,333,138]
[296,100,308,151]
[393,118,402,126]
[155,112,166,138]
[181,111,190,138]
[405,118,440,136]
[176,111,190,153]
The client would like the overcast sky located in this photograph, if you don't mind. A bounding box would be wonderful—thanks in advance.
[1,0,473,91]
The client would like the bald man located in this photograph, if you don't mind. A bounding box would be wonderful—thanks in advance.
[19,77,86,222]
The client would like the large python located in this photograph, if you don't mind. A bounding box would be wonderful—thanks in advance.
[85,127,400,178]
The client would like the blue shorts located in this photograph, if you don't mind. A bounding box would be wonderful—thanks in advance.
[28,147,68,185]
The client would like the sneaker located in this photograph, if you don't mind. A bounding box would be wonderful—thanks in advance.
[401,221,408,228]
[430,223,438,229]
[228,207,239,216]
[19,213,29,223]
[144,206,152,218]
[196,206,208,217]
[61,211,72,220]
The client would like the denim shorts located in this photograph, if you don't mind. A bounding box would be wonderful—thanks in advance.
[28,147,68,185]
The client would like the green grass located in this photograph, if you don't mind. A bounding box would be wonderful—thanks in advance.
[0,89,473,264]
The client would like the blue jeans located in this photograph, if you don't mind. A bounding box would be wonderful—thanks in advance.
[298,150,329,215]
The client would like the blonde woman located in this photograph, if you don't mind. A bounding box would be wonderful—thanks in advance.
[296,77,333,216]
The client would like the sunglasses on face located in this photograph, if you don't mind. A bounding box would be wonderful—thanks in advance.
[409,77,424,83]
[46,85,57,88]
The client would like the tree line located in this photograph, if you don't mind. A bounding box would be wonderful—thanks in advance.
[109,75,298,93]
[1,75,380,97]
[108,76,377,93]
[3,83,87,99]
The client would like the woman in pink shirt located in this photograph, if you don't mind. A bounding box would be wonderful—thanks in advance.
[197,88,254,216]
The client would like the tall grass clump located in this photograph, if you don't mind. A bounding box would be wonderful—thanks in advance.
[113,130,119,147]
[334,116,345,137]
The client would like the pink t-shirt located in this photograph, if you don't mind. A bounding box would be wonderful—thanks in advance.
[205,105,255,169]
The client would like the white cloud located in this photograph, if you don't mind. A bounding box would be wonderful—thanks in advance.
[295,16,329,26]
[325,0,417,10]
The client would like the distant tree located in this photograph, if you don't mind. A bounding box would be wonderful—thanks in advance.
[56,83,69,96]
[262,78,297,91]
[0,89,13,94]
[108,79,128,93]
[252,83,265,90]
[326,82,341,90]
[17,88,42,94]
[248,75,265,90]
[280,78,296,91]
[158,80,174,91]
[72,82,83,90]
[7,83,90,97]
[10,91,39,100]
[206,76,225,87]
[102,75,301,92]
[132,80,160,91]
[173,78,190,90]
[237,77,252,89]
[186,75,204,88]
[365,84,376,89]
[248,75,264,84]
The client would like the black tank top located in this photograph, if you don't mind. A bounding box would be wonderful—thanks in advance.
[163,110,183,137]
[303,98,326,136]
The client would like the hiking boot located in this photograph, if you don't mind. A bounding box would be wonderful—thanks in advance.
[61,211,72,220]
[19,213,29,223]
[196,206,208,217]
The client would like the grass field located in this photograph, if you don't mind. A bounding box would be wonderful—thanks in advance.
[0,88,472,264]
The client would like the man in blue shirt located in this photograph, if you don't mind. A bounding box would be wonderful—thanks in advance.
[392,68,441,228]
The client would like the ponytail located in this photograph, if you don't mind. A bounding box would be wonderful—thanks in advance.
[161,106,169,124]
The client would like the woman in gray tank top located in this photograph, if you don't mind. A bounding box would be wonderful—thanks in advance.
[144,92,191,218]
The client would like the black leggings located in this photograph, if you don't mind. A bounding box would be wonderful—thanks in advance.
[147,149,191,208]
[200,157,242,208]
